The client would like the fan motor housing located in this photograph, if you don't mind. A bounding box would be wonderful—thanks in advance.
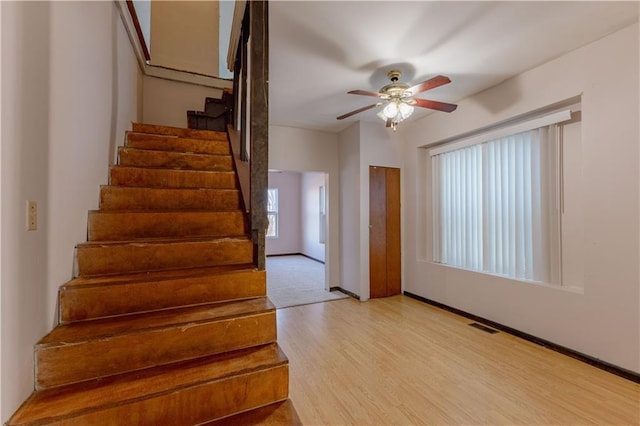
[380,83,409,98]
[380,70,410,98]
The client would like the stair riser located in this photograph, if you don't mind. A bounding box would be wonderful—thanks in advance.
[110,167,237,189]
[127,132,229,155]
[99,187,242,211]
[204,399,301,426]
[132,123,227,140]
[76,239,253,277]
[60,270,266,323]
[7,122,293,424]
[36,312,277,389]
[118,148,233,172]
[88,212,247,241]
[29,367,288,426]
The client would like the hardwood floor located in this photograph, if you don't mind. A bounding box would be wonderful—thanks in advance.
[277,295,639,425]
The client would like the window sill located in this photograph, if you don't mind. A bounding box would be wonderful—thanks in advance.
[429,261,585,295]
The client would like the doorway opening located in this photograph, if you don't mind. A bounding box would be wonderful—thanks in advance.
[265,170,344,308]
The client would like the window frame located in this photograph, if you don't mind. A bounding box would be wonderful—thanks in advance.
[266,188,278,238]
[429,109,572,285]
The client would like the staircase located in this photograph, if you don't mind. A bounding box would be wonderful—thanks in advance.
[7,123,300,425]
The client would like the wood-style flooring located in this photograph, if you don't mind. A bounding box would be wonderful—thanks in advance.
[277,295,639,425]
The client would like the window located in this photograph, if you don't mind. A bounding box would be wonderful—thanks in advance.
[267,188,278,238]
[431,110,569,284]
[319,186,326,244]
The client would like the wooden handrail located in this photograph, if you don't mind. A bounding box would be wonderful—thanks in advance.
[125,1,150,61]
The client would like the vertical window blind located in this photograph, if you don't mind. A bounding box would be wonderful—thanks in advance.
[431,111,568,283]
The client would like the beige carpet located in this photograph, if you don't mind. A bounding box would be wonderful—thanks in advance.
[266,255,348,309]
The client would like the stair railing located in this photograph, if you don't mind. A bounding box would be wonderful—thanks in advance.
[228,1,269,270]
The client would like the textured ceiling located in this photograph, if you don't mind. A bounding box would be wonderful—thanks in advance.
[268,1,638,133]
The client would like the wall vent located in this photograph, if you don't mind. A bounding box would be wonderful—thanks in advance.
[469,322,499,334]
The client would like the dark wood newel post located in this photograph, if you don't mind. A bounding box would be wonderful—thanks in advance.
[249,0,269,271]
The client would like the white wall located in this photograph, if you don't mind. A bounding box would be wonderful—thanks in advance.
[1,1,142,420]
[401,23,639,372]
[269,125,340,289]
[266,171,327,262]
[358,122,403,300]
[338,123,360,296]
[142,75,224,129]
[1,2,51,418]
[150,1,219,76]
[338,122,402,299]
[301,172,326,262]
[266,171,302,255]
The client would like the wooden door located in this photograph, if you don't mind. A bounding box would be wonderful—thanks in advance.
[369,166,401,298]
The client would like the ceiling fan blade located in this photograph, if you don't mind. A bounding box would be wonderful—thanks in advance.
[348,89,383,98]
[413,98,458,113]
[336,103,380,120]
[407,75,451,95]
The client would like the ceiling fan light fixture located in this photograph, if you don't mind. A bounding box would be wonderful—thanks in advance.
[382,101,399,118]
[337,71,457,130]
[377,100,414,130]
[398,102,414,119]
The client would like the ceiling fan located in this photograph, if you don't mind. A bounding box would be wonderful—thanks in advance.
[336,70,457,130]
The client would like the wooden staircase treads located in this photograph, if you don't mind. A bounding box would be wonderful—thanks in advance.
[99,186,243,211]
[126,132,230,155]
[131,122,228,140]
[59,266,266,323]
[110,166,237,189]
[7,121,295,423]
[9,344,288,425]
[118,147,234,171]
[204,399,302,426]
[87,210,247,241]
[36,298,276,389]
[76,237,253,276]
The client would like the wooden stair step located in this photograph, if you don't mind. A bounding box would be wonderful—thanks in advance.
[132,122,228,140]
[110,166,237,189]
[204,399,302,426]
[59,265,266,323]
[9,343,288,425]
[76,237,253,277]
[87,210,247,241]
[35,297,276,389]
[99,186,243,211]
[127,132,230,155]
[6,122,296,423]
[118,147,233,171]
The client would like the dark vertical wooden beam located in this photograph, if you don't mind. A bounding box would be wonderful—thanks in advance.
[231,47,241,127]
[240,38,248,161]
[249,0,269,271]
[240,10,249,162]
